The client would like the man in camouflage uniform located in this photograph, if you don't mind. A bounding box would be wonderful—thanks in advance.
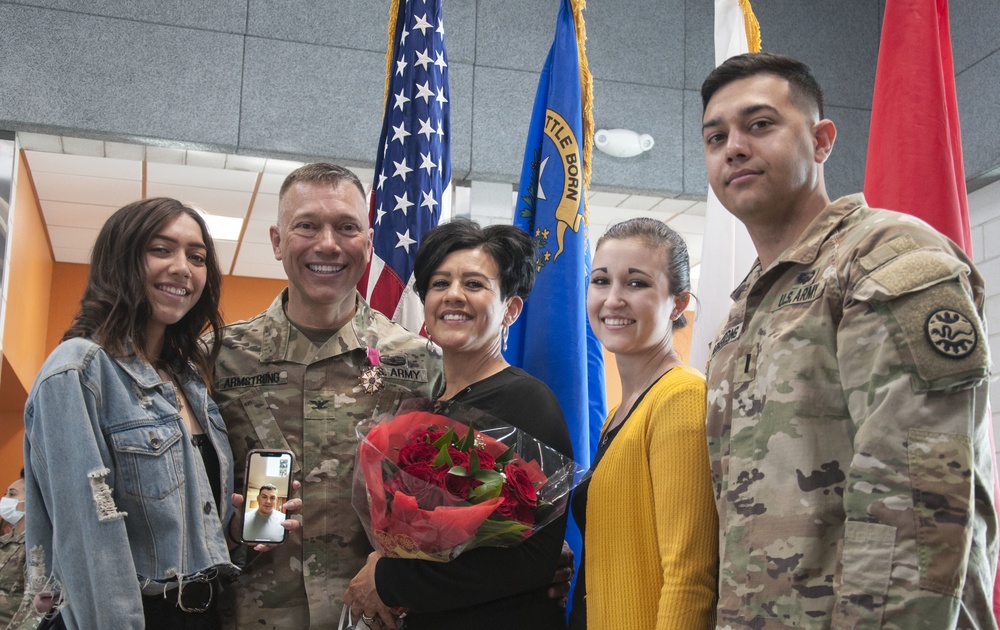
[700,52,996,628]
[0,476,40,630]
[212,163,444,628]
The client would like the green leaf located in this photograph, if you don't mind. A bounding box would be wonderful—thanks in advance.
[472,469,501,483]
[469,449,481,473]
[432,442,453,467]
[495,446,515,468]
[447,466,469,477]
[469,475,503,503]
[432,427,456,450]
[456,423,477,452]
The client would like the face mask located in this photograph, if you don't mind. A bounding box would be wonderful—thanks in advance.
[0,497,24,525]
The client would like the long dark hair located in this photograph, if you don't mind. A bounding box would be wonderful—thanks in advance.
[63,198,224,381]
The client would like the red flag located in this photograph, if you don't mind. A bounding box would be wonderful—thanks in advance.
[864,0,970,254]
[864,0,998,617]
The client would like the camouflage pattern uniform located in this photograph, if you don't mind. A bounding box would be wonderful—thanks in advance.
[0,529,39,630]
[706,194,997,629]
[212,290,443,629]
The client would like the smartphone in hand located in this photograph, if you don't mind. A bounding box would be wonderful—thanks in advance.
[240,449,294,545]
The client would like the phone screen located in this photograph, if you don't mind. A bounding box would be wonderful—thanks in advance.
[241,450,294,544]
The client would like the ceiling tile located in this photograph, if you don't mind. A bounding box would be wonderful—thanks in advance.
[248,193,279,224]
[225,155,267,172]
[242,219,274,244]
[682,201,708,216]
[147,146,187,165]
[230,260,287,280]
[213,240,238,273]
[664,214,706,234]
[257,175,284,196]
[53,248,93,265]
[234,241,279,265]
[31,171,141,206]
[40,200,118,229]
[147,162,259,192]
[17,132,63,152]
[26,151,141,180]
[185,150,227,170]
[47,225,100,252]
[588,191,629,206]
[145,182,252,219]
[263,158,304,176]
[617,194,662,211]
[650,197,699,214]
[61,137,106,157]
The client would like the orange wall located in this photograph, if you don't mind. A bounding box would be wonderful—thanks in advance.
[0,155,53,485]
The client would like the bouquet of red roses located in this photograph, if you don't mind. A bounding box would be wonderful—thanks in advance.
[352,398,577,562]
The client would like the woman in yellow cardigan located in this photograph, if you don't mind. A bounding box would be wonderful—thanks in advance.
[569,218,717,629]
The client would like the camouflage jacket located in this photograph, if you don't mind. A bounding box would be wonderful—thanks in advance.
[212,290,444,629]
[706,195,996,629]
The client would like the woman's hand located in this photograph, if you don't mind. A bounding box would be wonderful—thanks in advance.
[344,551,397,629]
[228,480,302,552]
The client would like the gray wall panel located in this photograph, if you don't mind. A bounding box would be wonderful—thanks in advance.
[682,89,708,196]
[747,0,879,111]
[0,4,243,147]
[958,51,1000,182]
[585,0,685,88]
[467,66,537,182]
[239,37,384,162]
[4,0,247,33]
[475,0,560,73]
[823,104,869,202]
[590,80,684,193]
[950,1,1000,74]
[683,0,715,92]
[448,61,474,181]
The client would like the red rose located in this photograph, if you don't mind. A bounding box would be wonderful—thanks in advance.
[388,469,441,510]
[504,463,538,508]
[448,448,470,470]
[403,462,441,484]
[412,429,446,444]
[442,470,478,500]
[472,448,496,471]
[495,484,517,518]
[398,442,439,467]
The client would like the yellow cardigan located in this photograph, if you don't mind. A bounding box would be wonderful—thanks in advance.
[582,366,718,629]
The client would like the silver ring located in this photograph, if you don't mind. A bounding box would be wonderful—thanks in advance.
[362,614,375,623]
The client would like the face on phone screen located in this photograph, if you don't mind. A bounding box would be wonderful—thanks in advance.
[241,450,293,544]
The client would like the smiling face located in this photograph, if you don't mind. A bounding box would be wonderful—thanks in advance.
[143,213,208,349]
[702,73,834,233]
[271,181,373,330]
[587,238,688,358]
[423,247,521,359]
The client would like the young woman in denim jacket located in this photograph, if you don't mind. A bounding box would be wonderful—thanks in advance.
[23,198,239,629]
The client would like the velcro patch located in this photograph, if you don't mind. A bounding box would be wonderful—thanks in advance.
[854,249,968,302]
[885,282,987,387]
[857,235,919,273]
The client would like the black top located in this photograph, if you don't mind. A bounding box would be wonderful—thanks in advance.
[375,366,573,629]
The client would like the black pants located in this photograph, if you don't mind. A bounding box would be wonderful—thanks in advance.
[142,582,221,630]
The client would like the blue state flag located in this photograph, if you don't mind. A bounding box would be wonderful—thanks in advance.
[506,0,606,569]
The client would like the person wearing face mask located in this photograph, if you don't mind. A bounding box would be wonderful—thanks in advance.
[0,473,29,629]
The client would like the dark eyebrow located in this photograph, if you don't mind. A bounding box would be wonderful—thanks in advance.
[591,267,607,274]
[703,103,780,130]
[628,268,654,278]
[151,234,207,250]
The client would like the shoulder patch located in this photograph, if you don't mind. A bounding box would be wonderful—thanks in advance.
[925,309,977,359]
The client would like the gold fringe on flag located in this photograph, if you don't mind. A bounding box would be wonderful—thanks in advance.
[382,0,402,110]
[739,0,762,52]
[571,0,594,223]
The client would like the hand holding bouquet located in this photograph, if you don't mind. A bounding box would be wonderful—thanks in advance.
[353,399,577,562]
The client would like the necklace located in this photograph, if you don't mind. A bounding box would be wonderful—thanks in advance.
[599,363,680,449]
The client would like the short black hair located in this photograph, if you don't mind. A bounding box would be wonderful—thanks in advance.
[701,52,824,119]
[414,219,536,302]
[258,484,278,494]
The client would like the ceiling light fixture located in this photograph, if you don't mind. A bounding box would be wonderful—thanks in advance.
[594,129,654,158]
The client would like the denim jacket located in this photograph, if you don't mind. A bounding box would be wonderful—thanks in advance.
[23,337,238,629]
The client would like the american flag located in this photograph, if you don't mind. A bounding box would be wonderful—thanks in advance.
[359,0,451,333]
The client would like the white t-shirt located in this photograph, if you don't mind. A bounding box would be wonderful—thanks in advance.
[242,508,285,542]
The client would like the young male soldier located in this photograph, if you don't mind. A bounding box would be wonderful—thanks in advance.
[701,53,996,628]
